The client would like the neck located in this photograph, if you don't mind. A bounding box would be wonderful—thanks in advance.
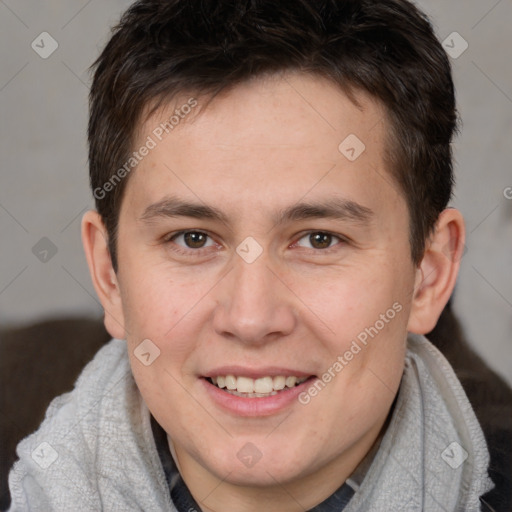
[170,416,388,512]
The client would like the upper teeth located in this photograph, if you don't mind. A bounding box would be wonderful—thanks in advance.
[211,375,308,394]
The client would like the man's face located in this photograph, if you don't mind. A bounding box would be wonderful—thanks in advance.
[115,73,417,492]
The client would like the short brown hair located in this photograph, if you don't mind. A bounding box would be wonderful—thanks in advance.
[88,0,457,270]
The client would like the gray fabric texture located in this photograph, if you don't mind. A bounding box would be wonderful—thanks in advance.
[344,333,493,512]
[7,334,492,511]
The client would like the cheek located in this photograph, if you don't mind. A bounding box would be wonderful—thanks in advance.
[119,262,199,340]
[293,262,412,389]
[297,265,406,334]
[303,274,408,425]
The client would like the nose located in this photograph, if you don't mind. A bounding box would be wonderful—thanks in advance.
[212,253,297,345]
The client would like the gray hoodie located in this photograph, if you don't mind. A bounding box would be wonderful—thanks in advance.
[8,334,493,511]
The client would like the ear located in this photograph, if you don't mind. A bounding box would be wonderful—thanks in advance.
[81,210,126,340]
[407,208,465,334]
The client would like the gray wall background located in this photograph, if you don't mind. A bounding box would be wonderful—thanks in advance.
[1,1,511,384]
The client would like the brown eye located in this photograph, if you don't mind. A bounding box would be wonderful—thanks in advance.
[309,232,333,249]
[183,231,208,248]
[295,231,343,251]
[169,231,215,251]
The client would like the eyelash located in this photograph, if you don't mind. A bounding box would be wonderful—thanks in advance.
[164,230,346,256]
[164,231,218,256]
[291,231,346,253]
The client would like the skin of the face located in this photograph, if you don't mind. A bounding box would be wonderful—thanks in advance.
[82,72,465,511]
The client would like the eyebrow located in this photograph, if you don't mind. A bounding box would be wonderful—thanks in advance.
[139,195,374,226]
[274,198,374,226]
[140,196,229,224]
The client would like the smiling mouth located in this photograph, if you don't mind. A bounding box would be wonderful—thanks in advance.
[206,375,314,398]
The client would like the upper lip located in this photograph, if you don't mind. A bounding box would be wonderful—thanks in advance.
[203,366,315,379]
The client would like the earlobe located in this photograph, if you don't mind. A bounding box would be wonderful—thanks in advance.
[407,208,465,334]
[81,210,126,340]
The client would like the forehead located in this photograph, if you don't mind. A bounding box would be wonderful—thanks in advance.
[123,72,401,223]
[141,73,387,151]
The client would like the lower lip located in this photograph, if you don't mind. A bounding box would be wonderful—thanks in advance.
[202,377,316,417]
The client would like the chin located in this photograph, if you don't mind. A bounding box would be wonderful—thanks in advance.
[203,444,310,487]
[219,464,301,487]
